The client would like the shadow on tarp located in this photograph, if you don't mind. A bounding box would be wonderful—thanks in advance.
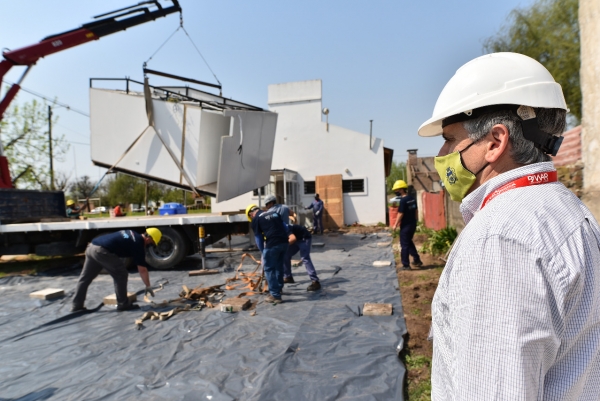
[0,387,58,401]
[0,233,406,400]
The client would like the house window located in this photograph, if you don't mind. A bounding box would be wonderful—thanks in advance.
[252,187,266,196]
[304,181,315,194]
[343,179,364,193]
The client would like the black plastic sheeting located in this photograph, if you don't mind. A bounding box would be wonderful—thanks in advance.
[0,233,406,401]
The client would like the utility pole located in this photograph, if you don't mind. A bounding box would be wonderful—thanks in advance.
[369,120,373,149]
[47,106,54,190]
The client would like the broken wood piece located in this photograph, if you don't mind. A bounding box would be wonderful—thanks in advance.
[103,292,137,305]
[373,261,392,267]
[291,259,302,267]
[220,297,251,313]
[363,303,393,316]
[189,269,219,276]
[30,288,64,300]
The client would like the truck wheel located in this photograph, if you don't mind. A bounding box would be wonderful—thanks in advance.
[146,227,188,270]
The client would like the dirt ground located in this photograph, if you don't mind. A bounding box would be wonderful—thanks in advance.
[396,233,444,400]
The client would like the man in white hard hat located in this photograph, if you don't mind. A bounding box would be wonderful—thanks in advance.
[264,194,295,225]
[420,52,600,400]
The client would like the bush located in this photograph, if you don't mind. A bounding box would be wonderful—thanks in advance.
[420,226,458,256]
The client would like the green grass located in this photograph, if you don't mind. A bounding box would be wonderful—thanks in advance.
[409,377,432,400]
[406,354,431,369]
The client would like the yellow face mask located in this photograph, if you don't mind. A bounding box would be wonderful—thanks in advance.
[434,142,486,202]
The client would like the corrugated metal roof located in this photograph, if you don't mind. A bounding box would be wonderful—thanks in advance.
[552,125,581,167]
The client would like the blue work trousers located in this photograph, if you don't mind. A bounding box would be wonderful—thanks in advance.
[400,224,421,267]
[313,213,323,234]
[283,237,319,282]
[262,243,288,299]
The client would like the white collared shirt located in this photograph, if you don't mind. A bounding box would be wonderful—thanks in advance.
[431,161,600,400]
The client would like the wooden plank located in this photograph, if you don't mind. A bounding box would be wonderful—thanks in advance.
[372,260,392,267]
[316,174,344,230]
[220,297,251,312]
[189,269,220,276]
[218,211,245,216]
[30,288,64,300]
[103,292,137,305]
[206,248,245,253]
[363,303,393,316]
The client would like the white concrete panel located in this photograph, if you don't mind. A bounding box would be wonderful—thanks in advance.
[182,105,201,185]
[216,111,278,202]
[197,110,230,186]
[268,80,321,104]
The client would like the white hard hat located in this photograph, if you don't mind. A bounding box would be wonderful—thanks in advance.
[418,52,567,138]
[264,194,276,205]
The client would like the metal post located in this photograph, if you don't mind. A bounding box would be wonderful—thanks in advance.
[199,226,206,270]
[48,105,54,190]
[144,180,149,214]
[369,120,373,150]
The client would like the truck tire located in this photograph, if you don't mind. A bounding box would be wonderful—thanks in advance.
[146,227,188,270]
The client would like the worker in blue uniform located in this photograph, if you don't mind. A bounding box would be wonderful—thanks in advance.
[306,193,324,234]
[282,223,321,290]
[246,204,289,304]
[264,194,294,224]
[391,180,423,270]
[71,228,162,312]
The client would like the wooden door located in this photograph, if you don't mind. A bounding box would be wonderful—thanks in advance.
[422,191,446,231]
[315,174,344,229]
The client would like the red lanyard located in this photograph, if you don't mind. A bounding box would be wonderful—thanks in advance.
[480,171,558,209]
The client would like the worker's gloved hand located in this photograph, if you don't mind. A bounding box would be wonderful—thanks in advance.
[315,211,320,216]
[145,286,155,297]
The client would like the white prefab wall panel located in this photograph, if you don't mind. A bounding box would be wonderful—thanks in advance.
[90,88,277,202]
[216,110,278,202]
[268,80,322,104]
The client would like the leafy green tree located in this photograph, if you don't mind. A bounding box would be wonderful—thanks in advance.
[483,0,580,121]
[386,160,407,194]
[0,98,70,188]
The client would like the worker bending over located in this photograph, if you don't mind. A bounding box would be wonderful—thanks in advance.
[306,193,324,234]
[282,223,321,291]
[246,204,288,304]
[391,180,422,269]
[66,199,82,219]
[71,228,161,312]
[421,52,600,400]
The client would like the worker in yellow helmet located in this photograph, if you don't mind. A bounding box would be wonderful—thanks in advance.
[71,227,162,312]
[391,180,422,270]
[246,203,288,304]
[65,199,82,219]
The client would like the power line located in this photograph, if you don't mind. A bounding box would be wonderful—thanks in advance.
[1,80,90,117]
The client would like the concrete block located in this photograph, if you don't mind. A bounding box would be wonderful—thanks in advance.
[372,261,392,267]
[189,269,220,276]
[103,292,137,305]
[30,288,64,300]
[363,303,393,316]
[220,297,251,312]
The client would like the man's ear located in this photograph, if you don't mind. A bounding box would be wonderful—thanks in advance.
[485,124,511,163]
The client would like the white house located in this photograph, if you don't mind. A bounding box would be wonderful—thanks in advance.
[211,79,393,226]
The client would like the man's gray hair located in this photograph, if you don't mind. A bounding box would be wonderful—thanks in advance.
[463,108,566,165]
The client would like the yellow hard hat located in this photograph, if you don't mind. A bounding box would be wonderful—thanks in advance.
[66,199,75,206]
[146,227,162,245]
[392,180,408,191]
[245,204,259,221]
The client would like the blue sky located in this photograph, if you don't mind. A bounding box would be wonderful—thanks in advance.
[0,0,534,182]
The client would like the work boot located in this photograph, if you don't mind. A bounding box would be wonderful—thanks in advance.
[401,265,411,271]
[116,302,140,312]
[412,261,423,267]
[70,304,86,313]
[265,295,283,304]
[307,281,321,291]
[283,276,295,284]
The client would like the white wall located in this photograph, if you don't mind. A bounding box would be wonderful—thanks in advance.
[212,80,388,225]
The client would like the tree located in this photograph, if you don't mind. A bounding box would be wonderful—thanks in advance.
[386,160,407,194]
[0,97,70,188]
[483,0,580,121]
[72,175,95,211]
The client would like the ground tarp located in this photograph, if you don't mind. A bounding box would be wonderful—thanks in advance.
[0,233,406,401]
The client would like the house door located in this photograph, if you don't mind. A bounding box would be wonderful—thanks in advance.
[315,174,344,229]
